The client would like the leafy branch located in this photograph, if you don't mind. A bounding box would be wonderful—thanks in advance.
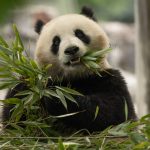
[81,47,112,75]
[0,25,81,123]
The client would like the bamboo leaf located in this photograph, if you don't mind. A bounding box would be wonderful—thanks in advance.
[15,90,32,96]
[45,64,52,70]
[84,61,100,69]
[13,24,24,51]
[0,36,9,48]
[90,48,112,57]
[63,92,78,105]
[0,73,11,78]
[82,56,97,61]
[0,51,10,60]
[0,81,19,90]
[30,60,39,69]
[51,111,83,118]
[24,94,33,106]
[9,123,24,134]
[56,86,83,96]
[0,45,12,55]
[93,106,100,121]
[124,98,128,121]
[56,89,67,110]
[0,98,21,104]
[22,121,49,128]
[11,102,24,122]
[44,89,59,98]
[58,138,65,150]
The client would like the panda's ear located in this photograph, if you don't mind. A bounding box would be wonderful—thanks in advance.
[81,6,97,22]
[34,19,45,34]
[34,11,52,34]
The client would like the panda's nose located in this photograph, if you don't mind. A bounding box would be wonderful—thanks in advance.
[64,46,79,55]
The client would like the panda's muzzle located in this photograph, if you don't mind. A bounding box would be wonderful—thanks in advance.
[64,46,81,66]
[64,57,80,66]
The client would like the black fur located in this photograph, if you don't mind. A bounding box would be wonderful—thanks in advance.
[51,36,61,55]
[81,6,97,21]
[74,29,91,44]
[3,69,136,132]
[35,20,45,34]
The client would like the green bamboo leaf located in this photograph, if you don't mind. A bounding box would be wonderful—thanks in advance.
[44,89,59,98]
[11,102,24,122]
[82,56,97,61]
[24,94,33,106]
[85,61,100,69]
[56,86,83,96]
[0,73,11,78]
[95,70,102,77]
[0,36,9,48]
[30,59,39,69]
[18,65,35,76]
[22,121,49,128]
[51,111,83,118]
[108,122,130,136]
[11,68,26,75]
[0,98,21,104]
[15,90,32,96]
[13,24,24,51]
[63,92,78,105]
[56,89,67,109]
[90,48,112,57]
[0,67,8,72]
[58,138,65,150]
[124,98,128,121]
[0,45,12,55]
[0,81,19,90]
[140,114,150,122]
[9,123,24,134]
[94,106,100,121]
[45,64,52,70]
[0,51,10,60]
[31,93,40,106]
[31,86,40,94]
[130,132,146,144]
[0,141,10,148]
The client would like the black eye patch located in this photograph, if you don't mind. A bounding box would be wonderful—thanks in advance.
[74,29,90,44]
[51,36,61,55]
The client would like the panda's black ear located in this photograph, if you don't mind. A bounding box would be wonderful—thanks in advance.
[35,19,45,34]
[81,6,97,21]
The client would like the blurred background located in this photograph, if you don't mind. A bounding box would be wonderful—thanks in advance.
[0,0,149,118]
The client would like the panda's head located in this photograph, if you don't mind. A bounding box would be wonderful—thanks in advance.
[35,7,110,78]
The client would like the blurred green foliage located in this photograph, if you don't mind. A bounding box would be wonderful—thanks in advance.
[0,0,134,23]
[0,0,26,23]
[77,0,134,22]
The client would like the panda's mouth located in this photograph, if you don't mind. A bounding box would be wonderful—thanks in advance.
[70,57,80,65]
[65,57,81,66]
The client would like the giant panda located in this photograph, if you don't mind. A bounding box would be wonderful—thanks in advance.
[3,7,137,133]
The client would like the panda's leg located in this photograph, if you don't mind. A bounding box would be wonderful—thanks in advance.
[43,93,136,132]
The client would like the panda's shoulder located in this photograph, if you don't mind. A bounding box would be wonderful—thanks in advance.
[101,69,125,81]
[99,69,127,88]
[61,69,127,92]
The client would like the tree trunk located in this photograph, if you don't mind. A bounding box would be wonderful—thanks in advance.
[134,0,150,117]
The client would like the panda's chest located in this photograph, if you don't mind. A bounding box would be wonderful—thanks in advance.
[58,76,105,95]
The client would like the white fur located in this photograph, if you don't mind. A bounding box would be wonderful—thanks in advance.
[35,14,110,78]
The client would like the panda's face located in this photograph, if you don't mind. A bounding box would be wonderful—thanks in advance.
[35,14,109,77]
